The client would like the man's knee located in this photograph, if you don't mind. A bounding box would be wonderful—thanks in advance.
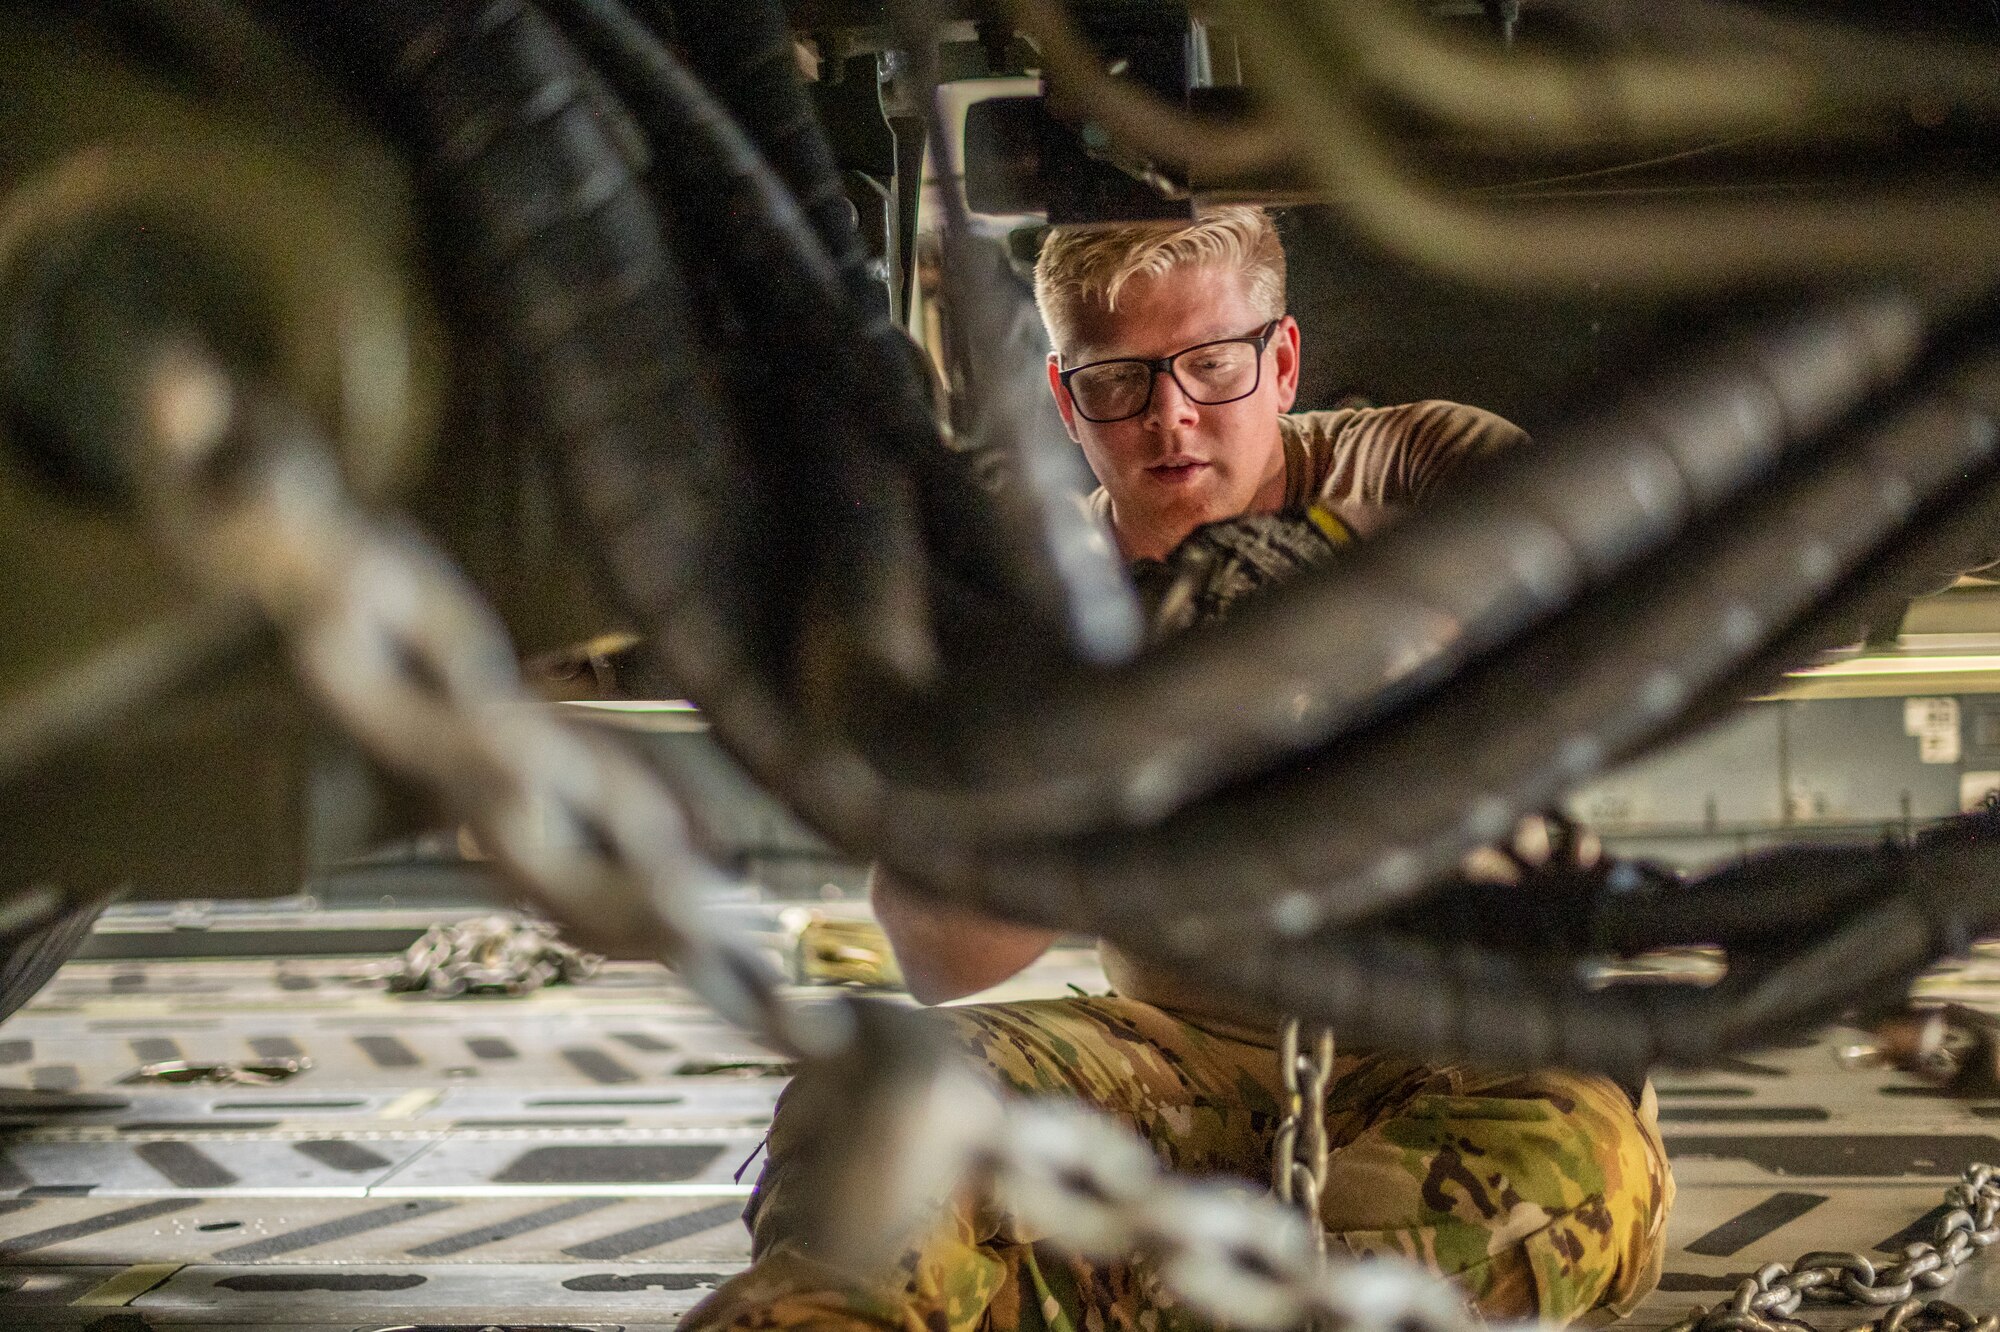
[745,1012,991,1261]
[1461,1070,1673,1322]
[681,1242,919,1332]
[1325,1066,1673,1323]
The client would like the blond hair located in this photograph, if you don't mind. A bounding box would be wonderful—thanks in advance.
[1033,205,1286,360]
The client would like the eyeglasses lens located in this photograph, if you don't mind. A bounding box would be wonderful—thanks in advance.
[1069,341,1262,421]
[1174,342,1257,400]
[1070,362,1152,421]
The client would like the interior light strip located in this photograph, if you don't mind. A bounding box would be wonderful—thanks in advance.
[1786,654,2000,680]
[559,699,702,712]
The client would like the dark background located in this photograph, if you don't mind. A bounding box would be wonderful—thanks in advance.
[1277,206,1668,436]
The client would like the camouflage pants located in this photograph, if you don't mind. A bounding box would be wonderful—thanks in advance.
[682,996,1673,1332]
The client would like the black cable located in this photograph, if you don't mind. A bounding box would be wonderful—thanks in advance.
[548,0,1137,695]
[1174,920,1703,1080]
[885,0,1146,665]
[1158,802,2000,1080]
[669,0,883,319]
[1617,311,2000,764]
[542,0,946,691]
[964,333,2000,940]
[302,0,817,793]
[648,0,1112,652]
[873,293,1932,841]
[673,0,1148,667]
[1592,845,1894,951]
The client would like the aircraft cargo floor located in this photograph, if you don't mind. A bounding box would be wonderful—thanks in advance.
[5,942,2000,1331]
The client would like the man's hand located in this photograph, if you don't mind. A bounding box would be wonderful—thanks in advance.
[1130,508,1345,641]
[869,867,1059,1005]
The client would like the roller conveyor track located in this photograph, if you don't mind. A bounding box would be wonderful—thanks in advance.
[7,944,2000,1329]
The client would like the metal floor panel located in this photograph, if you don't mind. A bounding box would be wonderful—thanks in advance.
[0,1193,757,1260]
[6,1260,728,1326]
[7,948,2000,1329]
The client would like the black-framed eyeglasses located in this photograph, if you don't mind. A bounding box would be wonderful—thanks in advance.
[1058,318,1283,423]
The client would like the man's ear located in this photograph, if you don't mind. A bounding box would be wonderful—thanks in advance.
[1047,353,1082,442]
[1272,315,1302,413]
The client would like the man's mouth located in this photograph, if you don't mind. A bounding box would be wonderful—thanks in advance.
[1146,459,1209,484]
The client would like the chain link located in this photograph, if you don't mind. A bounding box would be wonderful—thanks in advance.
[135,351,842,1058]
[1838,1005,2000,1098]
[996,1098,1485,1332]
[1274,1017,1336,1257]
[131,1057,313,1086]
[1667,1165,2000,1332]
[382,915,602,998]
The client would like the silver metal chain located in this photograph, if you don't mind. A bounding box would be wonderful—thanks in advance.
[131,1057,313,1086]
[1274,1017,1336,1256]
[134,349,840,1058]
[996,1098,1488,1332]
[1666,1165,2000,1332]
[383,915,602,998]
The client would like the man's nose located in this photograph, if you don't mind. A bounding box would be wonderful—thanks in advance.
[1143,367,1199,427]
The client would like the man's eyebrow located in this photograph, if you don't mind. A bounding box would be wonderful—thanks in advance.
[1069,325,1250,364]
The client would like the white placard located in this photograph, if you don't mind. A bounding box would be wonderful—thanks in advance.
[1963,771,2000,812]
[1905,696,1962,765]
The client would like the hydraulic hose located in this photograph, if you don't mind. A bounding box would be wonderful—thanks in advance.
[669,0,882,321]
[1593,845,1898,952]
[1160,799,2000,1082]
[1302,0,2000,150]
[892,16,1145,665]
[1373,841,1889,956]
[1220,0,2000,294]
[964,333,2000,953]
[1629,305,2000,764]
[548,0,1134,680]
[543,0,941,688]
[893,293,1927,840]
[302,0,802,732]
[671,0,1144,665]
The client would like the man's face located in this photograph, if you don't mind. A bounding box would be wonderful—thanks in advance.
[1047,263,1300,562]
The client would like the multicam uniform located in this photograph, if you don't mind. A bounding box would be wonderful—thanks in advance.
[682,403,1674,1332]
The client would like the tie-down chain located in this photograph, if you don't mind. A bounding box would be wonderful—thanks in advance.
[1667,1165,2000,1332]
[384,915,603,998]
[1275,1016,1336,1255]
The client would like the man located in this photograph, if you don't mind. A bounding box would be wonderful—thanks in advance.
[684,207,1672,1332]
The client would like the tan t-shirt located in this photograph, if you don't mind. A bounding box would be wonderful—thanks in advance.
[1087,400,1528,529]
[1093,400,1528,1035]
